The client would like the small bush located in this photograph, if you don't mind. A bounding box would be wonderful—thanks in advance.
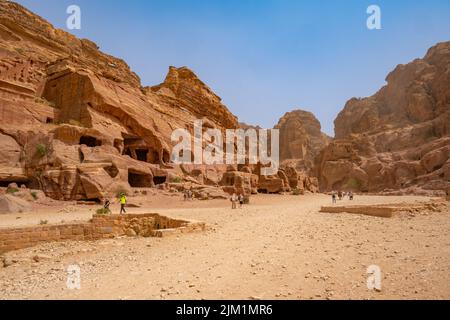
[31,191,38,200]
[243,195,250,204]
[170,176,183,183]
[96,208,110,215]
[39,220,48,225]
[6,187,19,194]
[292,188,302,196]
[36,144,48,157]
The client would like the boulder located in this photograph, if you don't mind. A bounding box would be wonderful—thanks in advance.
[0,194,32,214]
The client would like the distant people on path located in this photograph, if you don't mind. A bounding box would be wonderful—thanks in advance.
[119,193,127,214]
[349,191,354,201]
[103,199,111,214]
[338,191,343,201]
[238,194,244,208]
[332,191,337,204]
[231,193,238,209]
[184,189,193,201]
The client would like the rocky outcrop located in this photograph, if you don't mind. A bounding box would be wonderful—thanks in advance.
[275,110,330,171]
[0,1,239,200]
[315,42,450,195]
[0,194,31,214]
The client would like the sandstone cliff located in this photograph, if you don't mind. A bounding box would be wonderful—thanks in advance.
[275,110,331,171]
[315,41,450,195]
[0,1,319,200]
[0,0,240,200]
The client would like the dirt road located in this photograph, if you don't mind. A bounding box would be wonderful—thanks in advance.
[1,194,449,300]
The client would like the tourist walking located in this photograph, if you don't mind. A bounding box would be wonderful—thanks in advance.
[238,194,244,208]
[349,191,354,201]
[119,193,127,214]
[231,193,237,209]
[332,191,337,204]
[103,199,111,214]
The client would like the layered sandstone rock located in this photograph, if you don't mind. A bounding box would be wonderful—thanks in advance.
[316,42,450,195]
[0,1,238,200]
[275,110,330,171]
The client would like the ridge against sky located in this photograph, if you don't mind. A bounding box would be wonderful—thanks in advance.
[14,0,450,136]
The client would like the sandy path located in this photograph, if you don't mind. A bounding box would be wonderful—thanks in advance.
[0,194,449,300]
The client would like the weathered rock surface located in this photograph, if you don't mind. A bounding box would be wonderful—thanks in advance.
[0,1,241,200]
[275,110,330,170]
[0,194,31,214]
[315,42,450,195]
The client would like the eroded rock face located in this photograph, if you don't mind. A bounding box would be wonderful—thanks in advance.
[0,1,238,200]
[275,110,330,171]
[316,42,450,195]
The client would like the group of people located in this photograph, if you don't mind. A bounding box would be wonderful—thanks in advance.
[102,192,127,214]
[230,193,245,209]
[183,189,194,201]
[331,190,354,204]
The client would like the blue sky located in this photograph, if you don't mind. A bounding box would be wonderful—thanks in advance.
[15,0,450,136]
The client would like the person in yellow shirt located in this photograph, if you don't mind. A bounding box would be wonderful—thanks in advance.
[119,193,127,214]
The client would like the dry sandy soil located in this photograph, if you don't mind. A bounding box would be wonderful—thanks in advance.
[0,193,449,300]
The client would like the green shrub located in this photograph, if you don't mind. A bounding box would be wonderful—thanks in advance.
[39,220,48,225]
[6,187,19,194]
[96,208,110,215]
[170,176,183,183]
[36,144,48,157]
[31,192,38,200]
[292,188,302,196]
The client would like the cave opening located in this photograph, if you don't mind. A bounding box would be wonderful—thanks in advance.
[135,149,149,162]
[79,198,101,204]
[80,136,101,147]
[128,172,153,188]
[0,180,29,188]
[153,176,167,185]
[122,135,160,164]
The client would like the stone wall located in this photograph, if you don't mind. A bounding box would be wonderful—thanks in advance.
[0,214,205,254]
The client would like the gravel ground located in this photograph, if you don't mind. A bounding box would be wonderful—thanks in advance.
[0,194,449,300]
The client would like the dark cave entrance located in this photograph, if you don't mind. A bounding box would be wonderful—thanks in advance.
[0,180,29,188]
[122,135,160,164]
[135,149,149,162]
[153,176,167,185]
[128,172,153,188]
[80,136,101,147]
